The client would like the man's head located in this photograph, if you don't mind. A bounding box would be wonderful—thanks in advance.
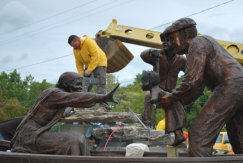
[161,18,197,55]
[141,71,160,91]
[56,72,82,92]
[68,35,81,49]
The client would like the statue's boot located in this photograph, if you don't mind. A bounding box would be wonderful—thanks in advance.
[172,129,186,146]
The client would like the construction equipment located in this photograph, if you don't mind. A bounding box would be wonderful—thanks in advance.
[96,19,243,73]
[213,132,234,155]
[82,73,98,92]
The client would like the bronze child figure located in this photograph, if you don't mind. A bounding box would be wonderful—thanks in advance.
[141,71,186,146]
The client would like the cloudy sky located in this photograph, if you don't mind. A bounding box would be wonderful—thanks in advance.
[0,0,242,85]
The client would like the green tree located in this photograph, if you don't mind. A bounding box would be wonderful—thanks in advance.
[0,70,53,120]
[0,70,32,105]
[0,98,28,121]
[133,73,142,85]
[27,80,54,107]
[106,73,119,92]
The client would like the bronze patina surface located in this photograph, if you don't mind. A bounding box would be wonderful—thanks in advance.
[10,72,118,156]
[160,18,243,157]
[140,37,187,146]
[141,71,186,146]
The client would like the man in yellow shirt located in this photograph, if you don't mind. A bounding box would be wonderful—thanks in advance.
[68,35,108,108]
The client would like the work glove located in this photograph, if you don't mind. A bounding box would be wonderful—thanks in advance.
[103,84,119,104]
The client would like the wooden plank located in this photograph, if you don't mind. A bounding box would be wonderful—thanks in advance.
[166,145,178,158]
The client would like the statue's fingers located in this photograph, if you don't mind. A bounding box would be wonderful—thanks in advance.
[112,84,120,93]
[113,99,118,104]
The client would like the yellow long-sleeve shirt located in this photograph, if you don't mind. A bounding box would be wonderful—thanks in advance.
[73,35,107,76]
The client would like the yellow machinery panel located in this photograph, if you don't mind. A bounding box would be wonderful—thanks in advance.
[217,39,243,65]
[96,19,162,49]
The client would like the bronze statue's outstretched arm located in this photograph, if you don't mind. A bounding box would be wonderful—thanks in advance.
[48,84,119,108]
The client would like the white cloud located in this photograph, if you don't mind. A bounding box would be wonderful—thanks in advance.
[0,1,34,33]
[18,53,29,61]
[0,56,13,65]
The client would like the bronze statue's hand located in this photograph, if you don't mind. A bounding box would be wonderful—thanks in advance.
[160,92,173,108]
[104,84,119,104]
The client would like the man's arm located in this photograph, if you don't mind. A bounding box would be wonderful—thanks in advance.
[171,37,211,104]
[86,39,99,73]
[74,51,84,76]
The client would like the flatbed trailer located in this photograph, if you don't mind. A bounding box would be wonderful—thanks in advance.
[1,151,243,163]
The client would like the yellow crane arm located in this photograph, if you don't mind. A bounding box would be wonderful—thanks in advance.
[96,19,243,65]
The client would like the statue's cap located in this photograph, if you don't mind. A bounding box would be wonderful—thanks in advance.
[161,18,196,38]
[58,72,81,86]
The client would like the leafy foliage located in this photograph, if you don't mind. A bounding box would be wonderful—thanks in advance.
[0,70,53,121]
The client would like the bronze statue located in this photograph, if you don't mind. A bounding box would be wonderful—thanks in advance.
[157,18,243,157]
[141,71,186,146]
[11,72,119,156]
[140,49,159,126]
[140,37,187,146]
[0,116,24,141]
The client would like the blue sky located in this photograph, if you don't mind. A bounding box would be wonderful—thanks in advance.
[0,0,242,85]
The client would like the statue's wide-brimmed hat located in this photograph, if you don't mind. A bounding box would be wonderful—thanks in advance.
[161,18,196,38]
